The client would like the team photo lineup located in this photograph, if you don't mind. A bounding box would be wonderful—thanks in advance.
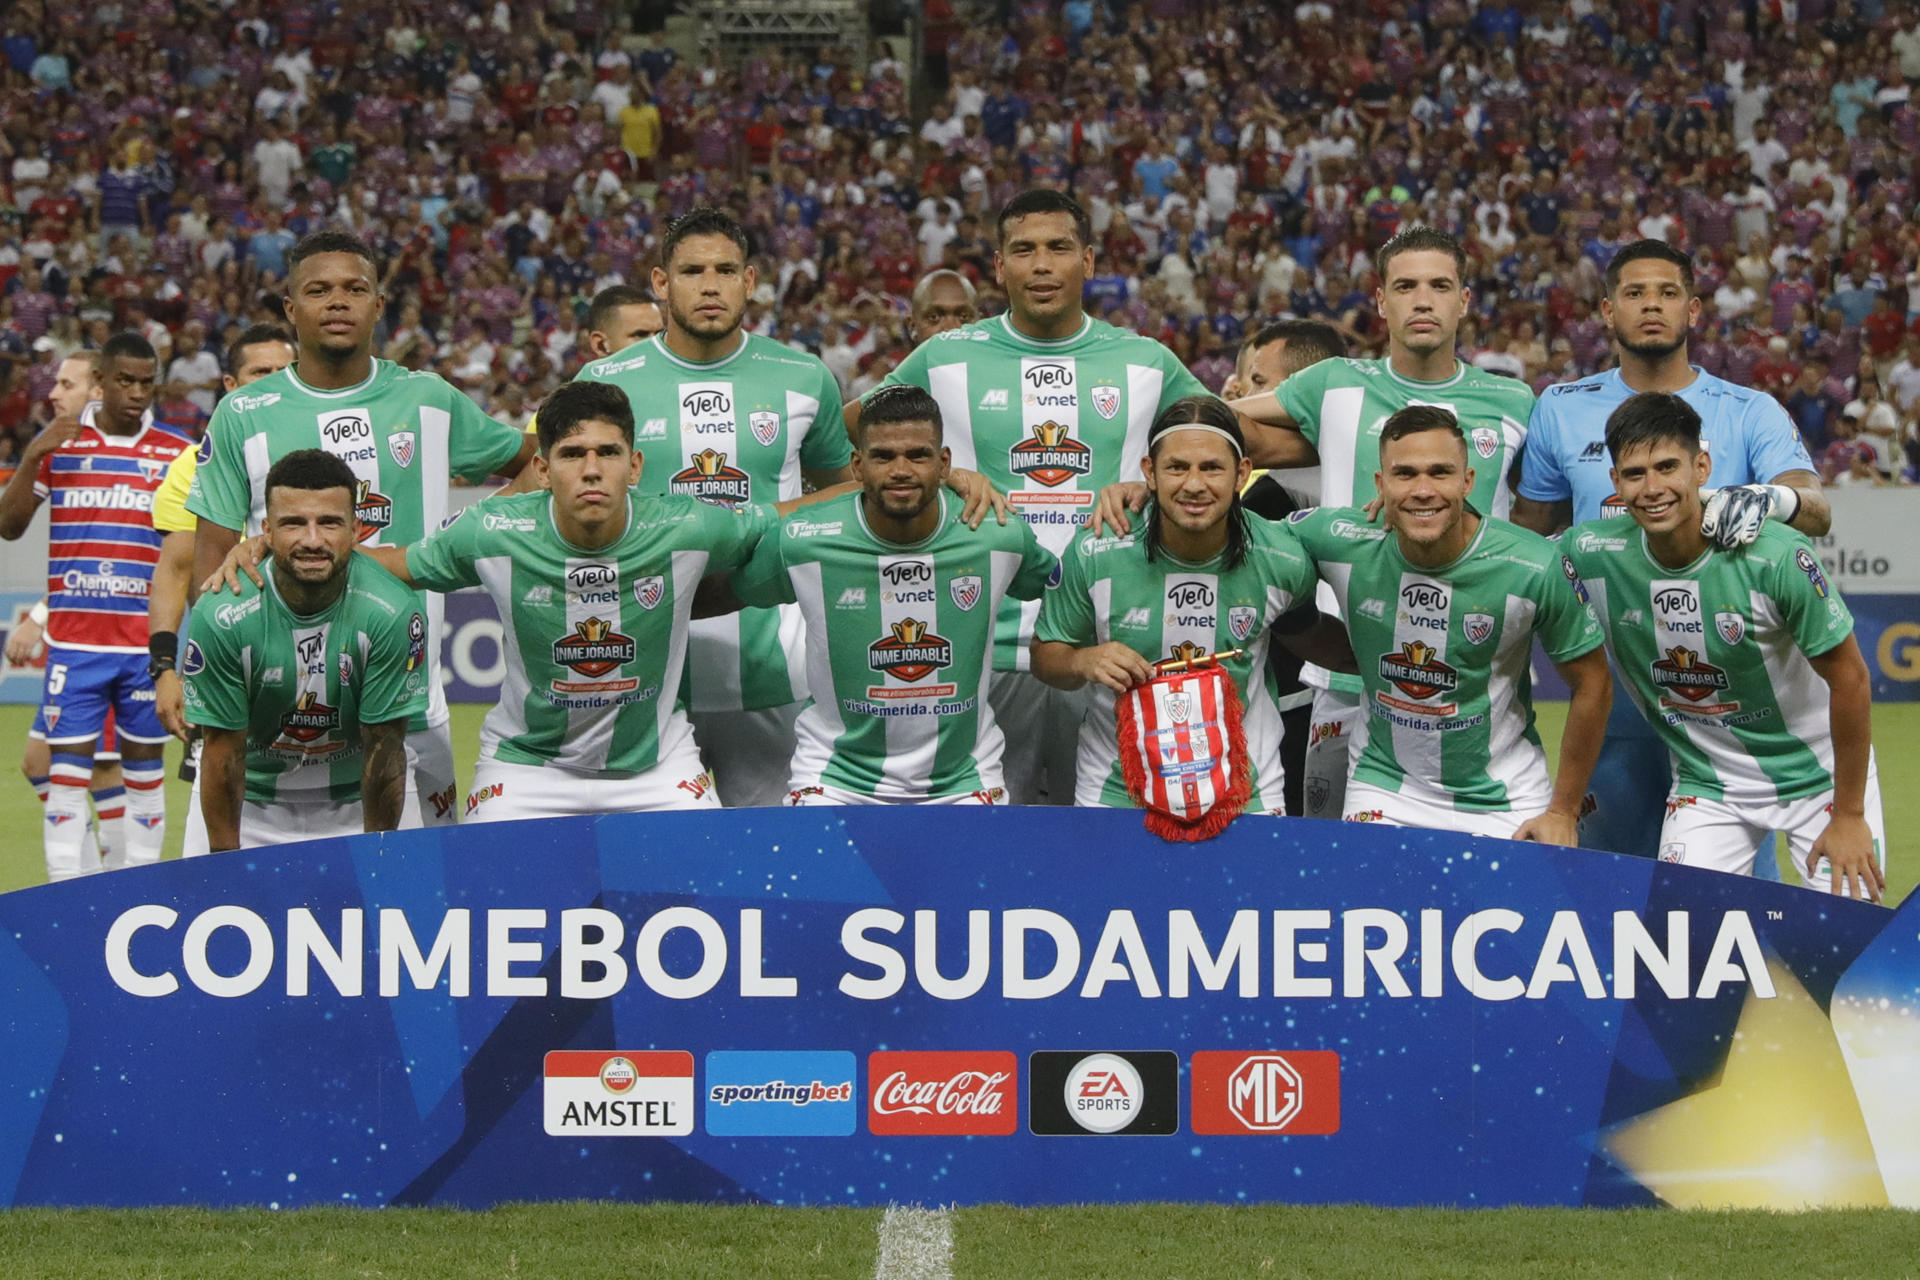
[0,4,1904,907]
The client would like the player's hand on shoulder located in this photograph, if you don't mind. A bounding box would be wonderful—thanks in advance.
[201,533,270,597]
[1699,484,1787,549]
[947,467,1009,528]
[1090,481,1149,538]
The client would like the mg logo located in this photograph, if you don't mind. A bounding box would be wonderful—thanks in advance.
[1227,1055,1303,1131]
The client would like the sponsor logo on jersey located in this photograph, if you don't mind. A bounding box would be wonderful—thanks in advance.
[868,1051,1018,1136]
[1309,718,1345,748]
[406,613,426,671]
[466,781,504,816]
[135,456,168,483]
[354,480,393,542]
[638,417,669,441]
[59,561,150,597]
[1165,580,1216,629]
[482,512,538,532]
[523,585,554,606]
[1469,425,1500,459]
[633,576,665,610]
[319,410,373,446]
[297,632,327,676]
[387,431,416,468]
[1356,598,1386,619]
[1009,420,1092,487]
[1345,809,1386,822]
[704,1050,857,1137]
[1090,385,1120,419]
[748,410,780,447]
[1463,612,1494,644]
[682,387,732,419]
[1715,611,1746,645]
[258,666,284,686]
[568,563,617,590]
[181,639,206,676]
[228,391,280,412]
[670,449,751,504]
[787,518,843,538]
[1028,1050,1178,1136]
[1795,547,1829,598]
[835,587,868,609]
[1190,1051,1341,1136]
[279,690,338,743]
[552,617,636,679]
[1118,607,1151,629]
[1651,646,1730,707]
[1665,795,1700,817]
[978,389,1010,409]
[1600,492,1628,514]
[213,597,261,630]
[1329,518,1386,541]
[950,575,982,611]
[868,617,953,683]
[1380,640,1458,703]
[1228,605,1258,642]
[56,483,154,512]
[543,1051,694,1137]
[1579,441,1609,461]
[1575,530,1629,552]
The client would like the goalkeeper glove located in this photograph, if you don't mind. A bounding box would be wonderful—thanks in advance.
[1699,483,1800,549]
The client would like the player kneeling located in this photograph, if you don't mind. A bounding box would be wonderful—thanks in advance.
[184,451,427,850]
[709,385,1057,805]
[1559,392,1886,900]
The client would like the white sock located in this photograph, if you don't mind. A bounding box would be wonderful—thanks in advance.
[121,760,166,867]
[44,754,94,881]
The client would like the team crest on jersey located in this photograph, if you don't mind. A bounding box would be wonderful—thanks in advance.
[1008,420,1092,487]
[1379,640,1458,706]
[868,617,953,684]
[1795,547,1829,598]
[135,457,167,483]
[280,691,339,744]
[1305,776,1330,813]
[1650,646,1732,710]
[43,706,61,734]
[388,431,416,468]
[552,616,636,679]
[337,652,353,687]
[1715,611,1746,645]
[1469,425,1500,460]
[633,576,665,610]
[748,411,780,447]
[949,575,982,611]
[670,449,751,504]
[354,480,394,542]
[1228,606,1258,642]
[1463,612,1495,644]
[1090,385,1120,420]
[406,613,426,671]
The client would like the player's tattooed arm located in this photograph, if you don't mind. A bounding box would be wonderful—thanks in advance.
[1516,646,1612,848]
[200,727,248,854]
[359,718,409,835]
[191,520,243,602]
[1807,635,1885,903]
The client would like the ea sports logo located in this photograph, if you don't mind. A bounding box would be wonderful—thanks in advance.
[1226,1054,1304,1131]
[1064,1053,1142,1134]
[599,1055,638,1095]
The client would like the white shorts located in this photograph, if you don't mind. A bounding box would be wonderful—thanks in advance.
[993,669,1081,806]
[402,721,460,828]
[463,746,722,824]
[785,782,1006,806]
[1342,780,1536,840]
[690,701,800,808]
[1659,757,1887,895]
[237,796,364,849]
[1302,686,1363,819]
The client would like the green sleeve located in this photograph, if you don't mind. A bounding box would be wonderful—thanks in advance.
[1007,520,1061,601]
[1259,522,1320,605]
[356,596,431,726]
[180,614,251,731]
[708,500,782,572]
[798,367,852,472]
[1278,506,1335,562]
[730,527,797,608]
[445,389,529,482]
[1542,551,1608,664]
[1773,538,1854,658]
[183,408,252,530]
[403,505,484,592]
[1032,535,1097,646]
[1273,359,1334,446]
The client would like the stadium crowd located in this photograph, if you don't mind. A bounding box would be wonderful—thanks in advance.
[2,0,1920,487]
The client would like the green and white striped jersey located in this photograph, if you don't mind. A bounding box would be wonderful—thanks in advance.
[1558,520,1853,804]
[1034,515,1318,810]
[873,314,1211,670]
[575,332,850,712]
[181,556,429,805]
[731,490,1057,799]
[186,359,528,731]
[1288,506,1605,813]
[1274,357,1534,697]
[404,490,779,775]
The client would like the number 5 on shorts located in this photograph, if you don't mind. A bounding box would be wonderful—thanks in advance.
[46,663,66,696]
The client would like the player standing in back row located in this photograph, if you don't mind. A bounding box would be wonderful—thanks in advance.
[188,230,538,828]
[852,189,1213,804]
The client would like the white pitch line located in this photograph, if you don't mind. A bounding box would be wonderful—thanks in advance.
[873,1204,954,1280]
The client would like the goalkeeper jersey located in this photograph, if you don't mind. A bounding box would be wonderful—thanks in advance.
[1034,515,1318,809]
[181,556,429,805]
[1274,357,1534,696]
[1287,506,1605,813]
[404,489,779,776]
[873,314,1212,670]
[1558,520,1853,804]
[574,332,850,712]
[186,359,528,731]
[731,490,1057,799]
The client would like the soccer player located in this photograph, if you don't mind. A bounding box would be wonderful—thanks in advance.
[851,189,1214,805]
[1287,406,1612,842]
[183,451,426,851]
[1032,397,1343,814]
[0,334,194,879]
[723,384,1056,804]
[1514,239,1830,859]
[148,322,295,858]
[1559,393,1884,899]
[579,283,665,360]
[908,269,978,345]
[571,207,856,807]
[1108,226,1536,825]
[188,230,538,829]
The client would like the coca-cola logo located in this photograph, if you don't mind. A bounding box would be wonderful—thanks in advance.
[867,1051,1018,1136]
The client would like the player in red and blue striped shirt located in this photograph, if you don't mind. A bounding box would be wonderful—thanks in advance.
[0,333,192,880]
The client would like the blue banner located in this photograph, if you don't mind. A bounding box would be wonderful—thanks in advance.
[1,809,1914,1210]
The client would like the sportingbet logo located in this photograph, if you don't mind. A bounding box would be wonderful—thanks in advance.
[1028,1050,1177,1136]
[1191,1051,1340,1135]
[868,1051,1017,1136]
[543,1050,694,1137]
[703,1050,857,1136]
